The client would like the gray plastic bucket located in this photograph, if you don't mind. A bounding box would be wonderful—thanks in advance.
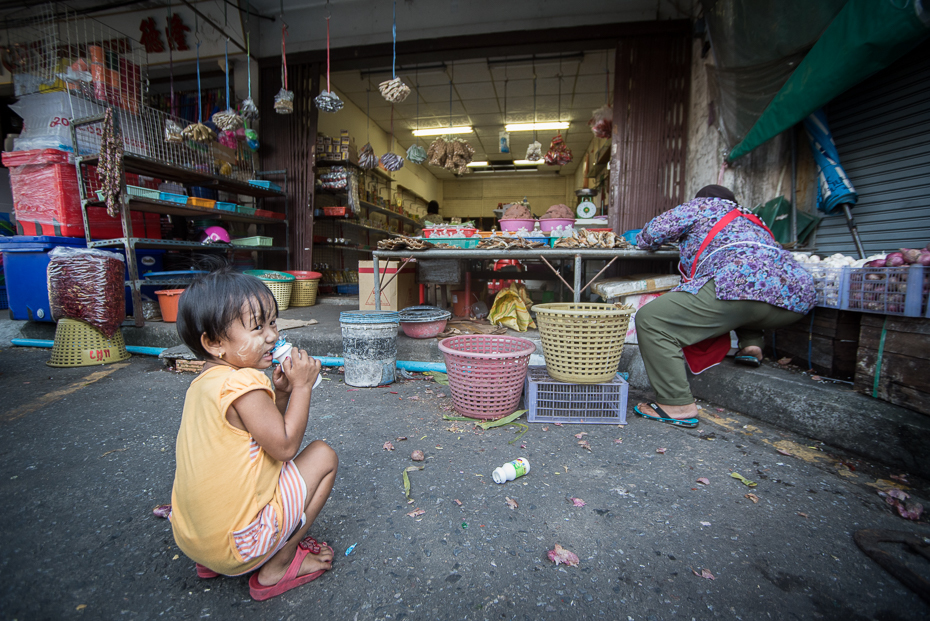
[340,311,400,387]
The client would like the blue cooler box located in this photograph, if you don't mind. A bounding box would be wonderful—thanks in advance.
[0,236,166,320]
[0,235,86,321]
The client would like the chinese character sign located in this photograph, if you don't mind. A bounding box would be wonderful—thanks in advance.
[166,14,190,52]
[139,17,164,54]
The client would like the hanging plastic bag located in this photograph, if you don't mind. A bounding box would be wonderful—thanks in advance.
[525,140,542,162]
[589,104,613,139]
[240,97,259,121]
[379,77,410,103]
[164,119,184,144]
[544,133,572,166]
[212,109,243,131]
[406,144,427,164]
[315,90,343,112]
[245,128,259,151]
[47,246,125,337]
[359,143,378,169]
[218,130,237,149]
[380,152,404,172]
[274,88,294,114]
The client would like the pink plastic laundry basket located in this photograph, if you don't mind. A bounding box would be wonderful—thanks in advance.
[438,334,536,420]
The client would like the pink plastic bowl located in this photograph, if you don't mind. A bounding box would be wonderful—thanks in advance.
[539,218,575,233]
[400,319,448,339]
[499,218,537,232]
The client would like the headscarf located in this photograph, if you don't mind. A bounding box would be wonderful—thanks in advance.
[694,184,736,204]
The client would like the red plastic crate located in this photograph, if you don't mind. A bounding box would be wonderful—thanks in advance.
[255,208,279,219]
[322,206,347,217]
[16,209,161,239]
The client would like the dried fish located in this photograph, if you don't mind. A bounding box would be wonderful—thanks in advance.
[377,236,436,251]
[181,122,216,144]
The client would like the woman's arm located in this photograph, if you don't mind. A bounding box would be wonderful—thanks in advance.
[636,199,704,249]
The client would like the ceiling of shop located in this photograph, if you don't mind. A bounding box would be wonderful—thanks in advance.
[329,51,615,179]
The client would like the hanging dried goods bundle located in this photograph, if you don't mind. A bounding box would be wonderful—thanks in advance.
[239,97,259,120]
[359,143,379,169]
[315,90,344,113]
[218,130,237,149]
[212,109,243,131]
[182,122,216,144]
[427,137,447,167]
[447,139,474,175]
[164,119,184,143]
[379,77,411,103]
[544,133,572,166]
[589,104,613,139]
[47,247,125,338]
[525,140,542,161]
[274,88,294,114]
[99,108,123,218]
[406,144,427,164]
[380,152,405,172]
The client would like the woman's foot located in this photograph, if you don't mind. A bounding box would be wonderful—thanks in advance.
[735,346,763,367]
[636,402,698,420]
[255,538,333,587]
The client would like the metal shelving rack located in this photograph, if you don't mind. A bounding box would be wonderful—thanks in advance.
[71,115,288,327]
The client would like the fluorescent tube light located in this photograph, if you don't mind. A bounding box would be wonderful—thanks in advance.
[412,126,473,137]
[513,159,543,166]
[505,122,570,132]
[466,161,489,167]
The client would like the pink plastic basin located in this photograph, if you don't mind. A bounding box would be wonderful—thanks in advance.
[400,319,448,339]
[498,218,537,232]
[539,218,575,233]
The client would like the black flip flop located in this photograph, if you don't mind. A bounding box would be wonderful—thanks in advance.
[633,402,699,428]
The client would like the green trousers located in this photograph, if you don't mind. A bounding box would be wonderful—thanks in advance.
[635,281,804,405]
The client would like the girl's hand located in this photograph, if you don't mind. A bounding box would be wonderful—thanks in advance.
[272,363,291,394]
[280,348,321,390]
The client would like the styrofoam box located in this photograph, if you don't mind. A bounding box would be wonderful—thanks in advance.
[524,366,628,425]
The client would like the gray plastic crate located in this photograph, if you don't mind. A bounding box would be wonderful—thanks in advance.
[524,366,627,425]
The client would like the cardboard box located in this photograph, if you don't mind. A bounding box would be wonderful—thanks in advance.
[358,260,418,311]
[592,273,680,300]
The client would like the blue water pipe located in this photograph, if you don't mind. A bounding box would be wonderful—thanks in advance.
[10,340,448,373]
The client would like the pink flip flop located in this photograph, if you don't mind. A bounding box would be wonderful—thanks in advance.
[248,536,332,601]
[195,563,220,579]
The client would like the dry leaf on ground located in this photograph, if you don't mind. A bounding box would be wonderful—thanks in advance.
[406,508,425,518]
[696,478,710,485]
[383,442,395,451]
[571,497,586,507]
[505,497,518,510]
[454,499,463,506]
[745,493,760,503]
[692,567,716,580]
[578,440,592,452]
[777,449,792,456]
[574,432,588,439]
[656,447,668,454]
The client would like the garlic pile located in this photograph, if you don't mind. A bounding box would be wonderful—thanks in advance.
[791,252,886,269]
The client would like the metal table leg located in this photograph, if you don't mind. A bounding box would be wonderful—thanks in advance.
[373,256,381,310]
[573,254,582,303]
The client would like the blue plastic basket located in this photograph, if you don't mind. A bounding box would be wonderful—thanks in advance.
[158,192,188,204]
[524,366,628,425]
[249,180,282,192]
[336,284,360,295]
[216,202,237,212]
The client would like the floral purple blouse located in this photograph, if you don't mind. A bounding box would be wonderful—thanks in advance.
[636,197,815,314]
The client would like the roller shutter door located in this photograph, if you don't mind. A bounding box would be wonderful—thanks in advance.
[816,39,930,256]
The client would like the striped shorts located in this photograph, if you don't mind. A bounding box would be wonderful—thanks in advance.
[229,460,307,574]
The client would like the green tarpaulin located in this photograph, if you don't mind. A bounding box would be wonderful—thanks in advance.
[728,0,929,162]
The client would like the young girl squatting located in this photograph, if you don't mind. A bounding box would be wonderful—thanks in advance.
[169,268,338,600]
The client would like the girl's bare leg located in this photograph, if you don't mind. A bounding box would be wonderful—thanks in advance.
[255,441,338,586]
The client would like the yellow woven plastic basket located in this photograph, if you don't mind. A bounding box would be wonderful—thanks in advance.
[47,318,131,367]
[289,279,319,306]
[244,270,295,311]
[533,303,634,383]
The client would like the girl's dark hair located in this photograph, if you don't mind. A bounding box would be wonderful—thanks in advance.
[176,264,278,359]
[695,184,737,204]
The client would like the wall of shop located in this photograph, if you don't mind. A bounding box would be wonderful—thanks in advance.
[441,176,573,219]
[316,86,441,213]
[684,38,819,223]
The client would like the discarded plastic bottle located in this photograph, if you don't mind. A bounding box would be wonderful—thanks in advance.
[492,458,530,484]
